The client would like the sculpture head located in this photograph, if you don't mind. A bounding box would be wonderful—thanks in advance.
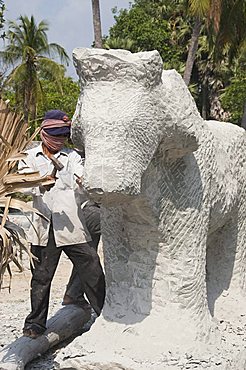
[72,48,201,201]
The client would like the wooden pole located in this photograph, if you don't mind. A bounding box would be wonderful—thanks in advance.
[0,305,91,370]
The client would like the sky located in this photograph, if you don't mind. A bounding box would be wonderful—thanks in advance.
[3,0,131,78]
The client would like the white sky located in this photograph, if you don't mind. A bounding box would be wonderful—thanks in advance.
[3,0,131,78]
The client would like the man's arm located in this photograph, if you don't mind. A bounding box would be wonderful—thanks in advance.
[18,151,53,195]
[71,150,89,194]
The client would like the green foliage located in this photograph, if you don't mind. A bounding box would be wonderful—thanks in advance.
[111,7,168,50]
[37,77,80,121]
[109,0,246,122]
[186,0,210,18]
[221,74,246,125]
[104,36,141,52]
[213,40,246,123]
[109,0,188,72]
[0,15,69,124]
[3,75,80,134]
[214,0,246,63]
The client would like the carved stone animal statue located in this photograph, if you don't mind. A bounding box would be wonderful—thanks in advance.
[59,48,246,370]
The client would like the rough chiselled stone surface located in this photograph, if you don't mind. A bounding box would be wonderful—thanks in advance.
[57,48,246,369]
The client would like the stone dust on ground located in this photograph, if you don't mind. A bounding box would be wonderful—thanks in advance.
[1,249,246,370]
[0,253,74,369]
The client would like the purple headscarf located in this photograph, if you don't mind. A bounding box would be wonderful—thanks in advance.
[40,110,71,152]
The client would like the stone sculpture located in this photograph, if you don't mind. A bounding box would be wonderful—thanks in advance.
[58,48,246,369]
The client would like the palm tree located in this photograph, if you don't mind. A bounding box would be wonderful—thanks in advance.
[183,0,246,86]
[91,0,103,48]
[183,0,221,86]
[104,36,141,53]
[0,15,69,123]
[214,0,246,63]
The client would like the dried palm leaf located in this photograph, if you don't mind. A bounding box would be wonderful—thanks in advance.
[0,99,45,288]
[6,152,28,161]
[1,172,50,196]
[0,197,49,221]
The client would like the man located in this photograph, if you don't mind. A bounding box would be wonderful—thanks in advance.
[19,110,105,338]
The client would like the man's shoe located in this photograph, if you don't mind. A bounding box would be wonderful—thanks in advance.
[62,294,75,305]
[62,294,91,311]
[23,328,43,339]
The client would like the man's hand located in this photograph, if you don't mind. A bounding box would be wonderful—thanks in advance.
[40,175,56,191]
[75,173,83,186]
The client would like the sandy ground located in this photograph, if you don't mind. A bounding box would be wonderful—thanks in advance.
[0,253,74,369]
[1,249,246,369]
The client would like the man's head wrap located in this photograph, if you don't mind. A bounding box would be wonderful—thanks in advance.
[40,110,71,153]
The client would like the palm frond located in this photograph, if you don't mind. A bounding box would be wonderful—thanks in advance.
[38,57,65,93]
[4,62,28,86]
[45,43,70,66]
[0,99,47,288]
[188,0,210,18]
[104,37,141,53]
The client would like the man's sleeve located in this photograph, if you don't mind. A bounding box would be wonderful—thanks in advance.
[17,152,42,196]
[72,150,89,196]
[72,150,84,178]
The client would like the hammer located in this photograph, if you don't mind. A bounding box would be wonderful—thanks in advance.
[50,155,64,178]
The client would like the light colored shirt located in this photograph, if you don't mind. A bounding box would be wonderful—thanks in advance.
[18,144,91,247]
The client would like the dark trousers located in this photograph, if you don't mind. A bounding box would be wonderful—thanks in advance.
[65,233,100,303]
[24,225,105,333]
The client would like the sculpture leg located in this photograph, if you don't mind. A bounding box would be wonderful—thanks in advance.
[207,216,246,321]
[57,207,216,370]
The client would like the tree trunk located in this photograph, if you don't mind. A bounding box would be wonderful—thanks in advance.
[23,86,30,124]
[183,17,202,86]
[201,82,208,119]
[29,94,37,125]
[241,102,246,129]
[0,305,91,370]
[91,0,103,48]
